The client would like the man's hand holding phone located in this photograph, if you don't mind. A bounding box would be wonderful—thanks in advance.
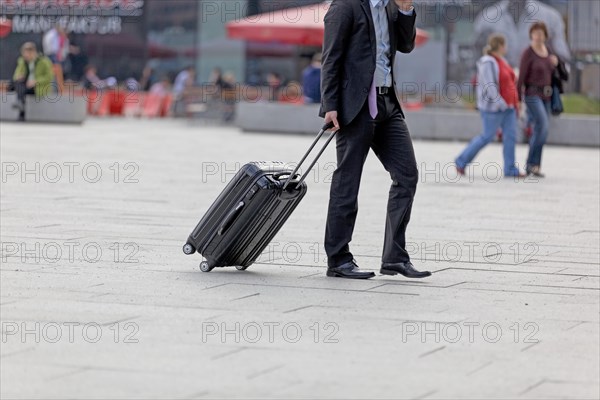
[394,0,414,12]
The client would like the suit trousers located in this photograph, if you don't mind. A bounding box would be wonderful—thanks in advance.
[325,92,418,267]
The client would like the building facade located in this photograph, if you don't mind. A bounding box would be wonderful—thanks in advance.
[1,0,597,96]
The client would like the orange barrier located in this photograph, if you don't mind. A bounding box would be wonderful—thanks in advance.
[95,93,111,116]
[109,90,127,115]
[82,90,173,118]
[81,89,103,115]
[402,101,424,111]
[161,94,173,117]
[123,92,146,117]
[137,93,173,118]
[141,93,162,117]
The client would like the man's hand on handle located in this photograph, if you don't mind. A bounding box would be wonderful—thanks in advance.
[325,111,340,132]
[394,0,414,12]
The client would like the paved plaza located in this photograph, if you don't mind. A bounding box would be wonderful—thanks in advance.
[1,118,599,399]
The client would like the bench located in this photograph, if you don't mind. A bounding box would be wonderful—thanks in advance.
[0,91,87,124]
[24,94,86,124]
[0,92,20,121]
[236,102,600,147]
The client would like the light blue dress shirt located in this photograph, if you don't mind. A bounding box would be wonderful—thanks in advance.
[369,0,414,87]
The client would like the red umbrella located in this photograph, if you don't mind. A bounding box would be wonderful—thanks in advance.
[226,2,429,47]
[0,18,12,39]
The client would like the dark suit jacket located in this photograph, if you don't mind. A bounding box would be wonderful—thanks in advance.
[319,0,417,126]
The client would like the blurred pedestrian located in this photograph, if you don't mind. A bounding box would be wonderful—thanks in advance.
[66,36,88,82]
[221,72,237,122]
[302,53,322,104]
[209,67,224,89]
[517,22,558,178]
[208,67,225,103]
[455,34,524,178]
[11,42,54,121]
[279,81,304,105]
[172,66,195,117]
[139,65,155,92]
[221,72,236,91]
[149,75,172,97]
[43,24,69,65]
[81,65,116,90]
[43,24,69,91]
[173,66,195,100]
[474,0,570,67]
[266,72,282,101]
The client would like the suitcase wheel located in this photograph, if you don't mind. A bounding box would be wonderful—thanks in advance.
[199,261,213,272]
[182,244,195,255]
[236,265,249,271]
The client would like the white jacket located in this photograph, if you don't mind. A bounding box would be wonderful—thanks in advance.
[476,55,509,113]
[43,29,58,55]
[43,28,69,61]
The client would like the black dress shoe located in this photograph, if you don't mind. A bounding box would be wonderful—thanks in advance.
[326,260,375,279]
[380,262,432,279]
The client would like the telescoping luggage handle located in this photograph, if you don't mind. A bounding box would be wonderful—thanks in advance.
[282,121,336,191]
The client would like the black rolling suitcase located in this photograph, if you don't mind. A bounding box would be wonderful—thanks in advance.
[183,122,335,272]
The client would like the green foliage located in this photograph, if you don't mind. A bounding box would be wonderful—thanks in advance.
[562,94,600,115]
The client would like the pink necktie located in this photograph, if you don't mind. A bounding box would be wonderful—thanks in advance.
[368,76,378,119]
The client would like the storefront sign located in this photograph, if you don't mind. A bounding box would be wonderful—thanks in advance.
[0,0,143,34]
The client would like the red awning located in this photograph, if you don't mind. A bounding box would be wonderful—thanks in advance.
[226,2,429,47]
[0,19,12,39]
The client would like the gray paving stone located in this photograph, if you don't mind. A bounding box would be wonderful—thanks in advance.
[1,118,599,399]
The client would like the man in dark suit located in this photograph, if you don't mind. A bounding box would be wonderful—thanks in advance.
[320,0,431,280]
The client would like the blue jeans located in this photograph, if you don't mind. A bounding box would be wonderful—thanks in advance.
[456,108,520,176]
[525,96,551,169]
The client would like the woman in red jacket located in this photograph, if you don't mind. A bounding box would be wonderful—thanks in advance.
[455,34,523,178]
[517,22,559,178]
